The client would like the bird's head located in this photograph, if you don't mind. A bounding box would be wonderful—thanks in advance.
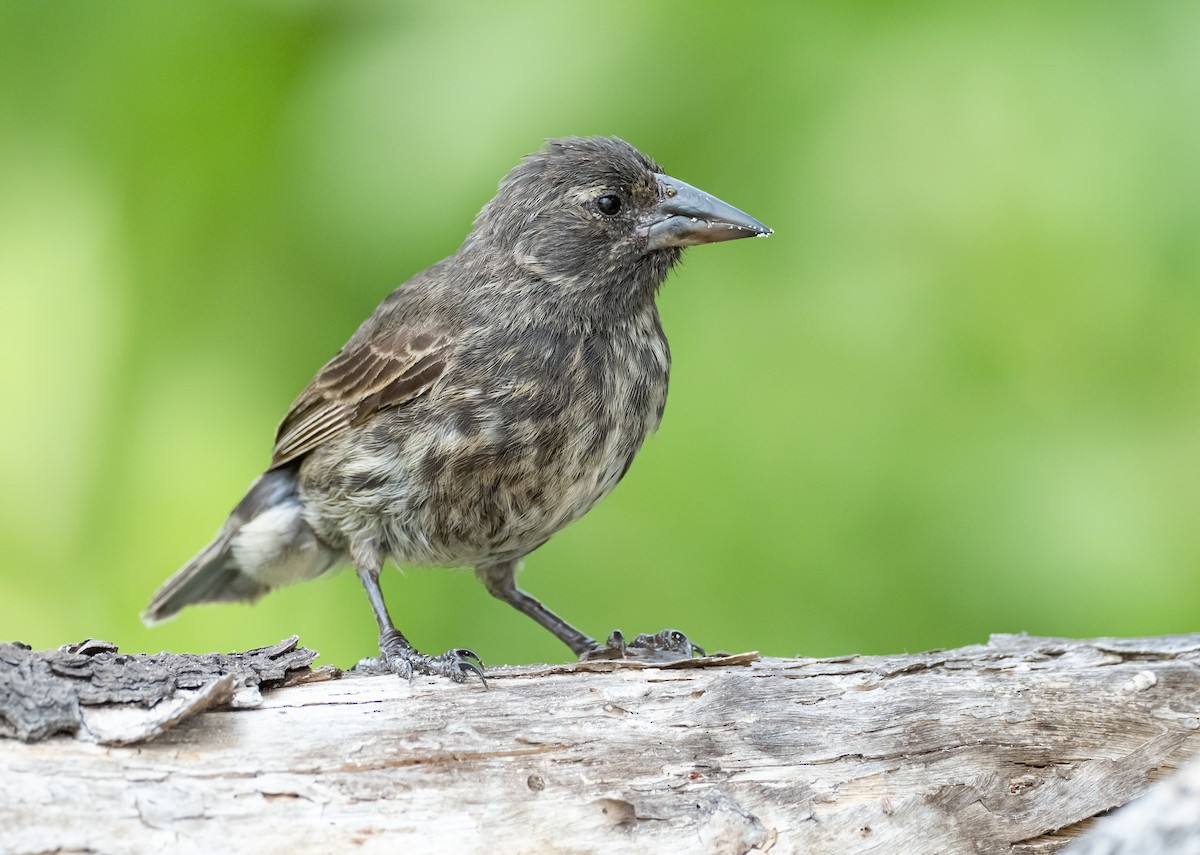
[464,137,771,317]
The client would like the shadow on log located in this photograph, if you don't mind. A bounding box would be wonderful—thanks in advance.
[3,633,1200,854]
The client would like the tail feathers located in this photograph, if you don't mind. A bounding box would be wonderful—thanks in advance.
[143,468,339,626]
[142,529,269,625]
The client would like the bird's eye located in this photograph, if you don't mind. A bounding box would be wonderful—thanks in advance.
[596,194,622,216]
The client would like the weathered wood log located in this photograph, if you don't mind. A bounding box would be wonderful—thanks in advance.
[3,633,1200,854]
[1062,754,1200,854]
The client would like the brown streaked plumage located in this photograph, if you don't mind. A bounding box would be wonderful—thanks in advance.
[272,327,454,468]
[143,137,771,682]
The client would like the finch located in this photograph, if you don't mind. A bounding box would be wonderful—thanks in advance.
[144,136,771,681]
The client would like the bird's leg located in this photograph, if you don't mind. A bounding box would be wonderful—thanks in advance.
[476,560,598,657]
[476,561,704,662]
[354,545,485,684]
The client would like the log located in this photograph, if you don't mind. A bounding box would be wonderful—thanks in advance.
[3,633,1200,854]
[1061,754,1200,855]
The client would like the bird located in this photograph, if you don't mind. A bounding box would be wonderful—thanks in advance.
[143,136,771,682]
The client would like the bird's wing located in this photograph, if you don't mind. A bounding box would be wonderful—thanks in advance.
[270,326,454,468]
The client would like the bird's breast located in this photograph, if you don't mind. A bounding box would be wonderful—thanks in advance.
[307,314,670,566]
[442,317,670,525]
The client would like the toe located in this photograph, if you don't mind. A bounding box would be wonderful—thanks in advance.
[579,629,627,661]
[429,648,487,686]
[384,654,415,681]
[585,628,705,661]
[630,628,703,656]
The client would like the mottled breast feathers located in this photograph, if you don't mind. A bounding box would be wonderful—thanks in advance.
[271,326,454,469]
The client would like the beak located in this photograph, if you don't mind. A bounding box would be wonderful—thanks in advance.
[641,173,772,251]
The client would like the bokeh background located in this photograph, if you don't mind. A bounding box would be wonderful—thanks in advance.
[2,1,1198,668]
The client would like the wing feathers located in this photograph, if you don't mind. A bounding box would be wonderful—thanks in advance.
[270,327,452,468]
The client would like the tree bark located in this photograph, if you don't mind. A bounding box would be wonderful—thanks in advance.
[3,633,1200,854]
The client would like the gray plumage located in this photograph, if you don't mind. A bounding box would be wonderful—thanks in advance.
[144,136,771,681]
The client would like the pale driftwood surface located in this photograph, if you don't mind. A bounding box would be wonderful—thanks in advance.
[3,633,1200,855]
[1063,754,1200,855]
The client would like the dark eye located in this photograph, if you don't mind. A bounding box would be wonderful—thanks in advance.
[596,194,622,216]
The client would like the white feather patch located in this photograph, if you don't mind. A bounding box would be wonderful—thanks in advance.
[231,501,335,587]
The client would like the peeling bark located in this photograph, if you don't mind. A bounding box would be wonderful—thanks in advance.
[0,636,327,743]
[2,633,1200,854]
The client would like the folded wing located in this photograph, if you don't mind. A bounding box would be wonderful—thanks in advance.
[271,326,454,468]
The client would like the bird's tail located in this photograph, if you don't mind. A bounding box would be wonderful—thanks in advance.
[142,467,341,625]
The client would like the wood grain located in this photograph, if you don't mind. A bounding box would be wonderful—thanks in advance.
[3,633,1200,854]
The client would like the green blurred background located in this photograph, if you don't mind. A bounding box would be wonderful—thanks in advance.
[2,1,1198,668]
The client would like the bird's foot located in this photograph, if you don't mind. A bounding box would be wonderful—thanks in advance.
[375,630,487,685]
[580,628,705,663]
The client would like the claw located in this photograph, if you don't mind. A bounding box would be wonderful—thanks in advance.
[459,659,488,688]
[441,648,488,688]
[453,647,486,670]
